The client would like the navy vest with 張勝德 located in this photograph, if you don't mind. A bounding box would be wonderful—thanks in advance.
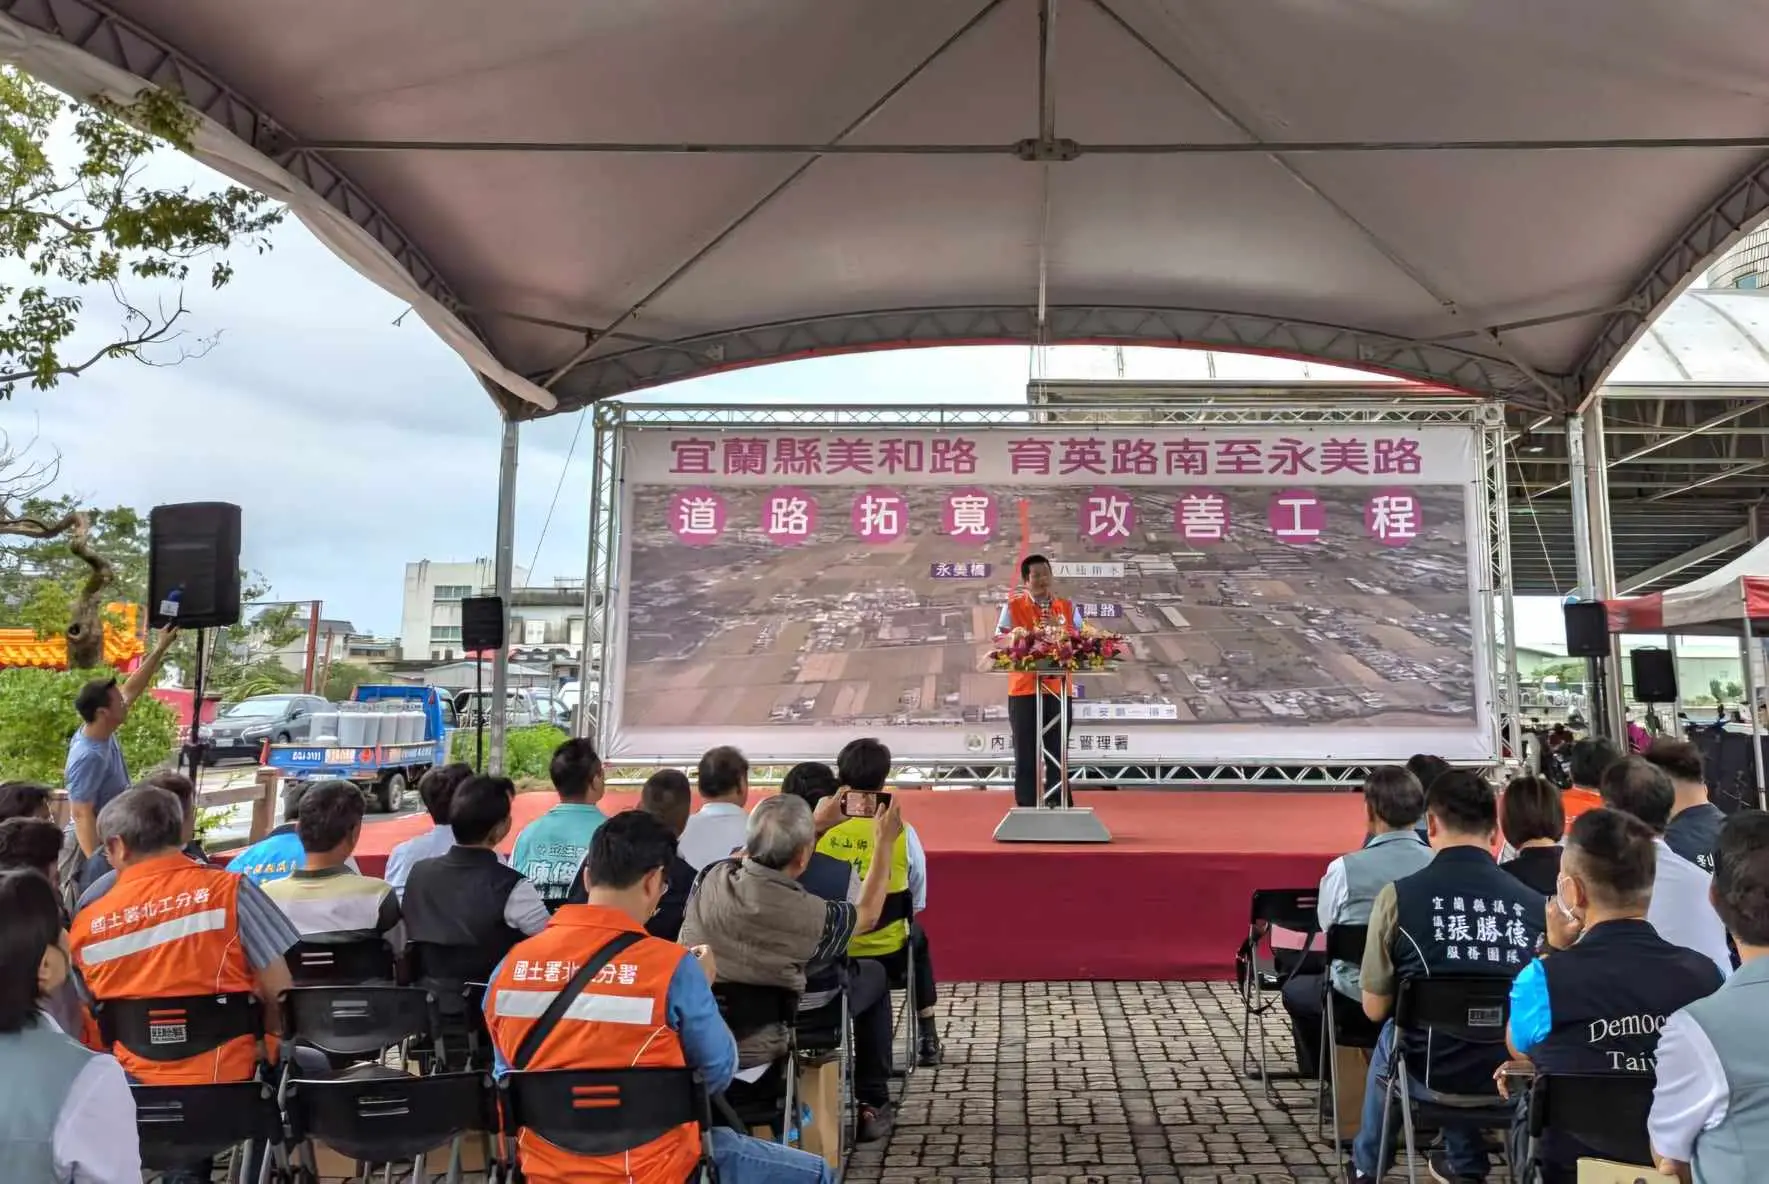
[1389,845,1547,1090]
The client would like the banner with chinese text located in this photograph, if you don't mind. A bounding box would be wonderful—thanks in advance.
[608,426,1493,764]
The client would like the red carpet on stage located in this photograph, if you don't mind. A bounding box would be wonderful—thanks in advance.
[353,789,1365,982]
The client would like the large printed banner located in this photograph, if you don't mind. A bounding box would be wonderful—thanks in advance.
[608,426,1494,763]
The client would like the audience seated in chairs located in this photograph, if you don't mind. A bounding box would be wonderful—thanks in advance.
[1350,769,1546,1184]
[261,779,403,953]
[565,768,700,942]
[1497,808,1724,1183]
[678,745,753,871]
[71,786,298,1184]
[681,790,904,1142]
[1600,756,1732,977]
[1646,738,1725,872]
[512,738,608,908]
[382,760,474,898]
[0,867,141,1183]
[486,810,836,1183]
[824,737,946,1068]
[1652,809,1769,1181]
[1280,765,1431,1080]
[1499,773,1565,896]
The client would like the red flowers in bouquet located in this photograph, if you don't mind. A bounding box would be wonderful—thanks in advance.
[989,623,1126,671]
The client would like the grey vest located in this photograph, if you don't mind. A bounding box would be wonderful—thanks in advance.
[1683,957,1769,1184]
[0,1019,99,1182]
[1331,829,1434,997]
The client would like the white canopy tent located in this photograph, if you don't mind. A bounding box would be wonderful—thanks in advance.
[1605,538,1769,637]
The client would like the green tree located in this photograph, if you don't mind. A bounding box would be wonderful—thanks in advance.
[192,594,304,702]
[0,67,281,394]
[1532,660,1587,685]
[1726,681,1745,702]
[321,661,380,704]
[0,665,178,784]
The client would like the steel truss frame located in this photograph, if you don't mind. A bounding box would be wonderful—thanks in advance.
[587,395,1518,787]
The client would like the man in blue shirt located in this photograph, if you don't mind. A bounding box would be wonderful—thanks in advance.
[64,626,178,859]
[227,780,360,885]
[511,738,607,907]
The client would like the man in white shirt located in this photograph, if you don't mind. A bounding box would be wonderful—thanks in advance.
[1651,810,1769,1181]
[383,762,473,897]
[1600,757,1732,978]
[677,746,752,871]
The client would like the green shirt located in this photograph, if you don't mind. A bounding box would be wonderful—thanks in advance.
[511,801,608,905]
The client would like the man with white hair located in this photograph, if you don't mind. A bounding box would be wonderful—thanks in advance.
[681,791,904,1142]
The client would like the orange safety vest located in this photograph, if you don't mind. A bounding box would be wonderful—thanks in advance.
[486,905,698,1184]
[70,851,263,1084]
[1004,590,1078,697]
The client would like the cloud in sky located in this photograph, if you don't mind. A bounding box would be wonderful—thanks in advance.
[0,137,1593,649]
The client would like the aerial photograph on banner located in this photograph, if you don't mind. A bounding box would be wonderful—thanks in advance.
[618,483,1475,732]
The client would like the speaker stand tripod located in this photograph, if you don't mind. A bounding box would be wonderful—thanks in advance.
[177,628,211,778]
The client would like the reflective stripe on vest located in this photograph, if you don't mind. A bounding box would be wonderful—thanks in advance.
[1005,592,1076,696]
[817,818,911,957]
[487,906,697,1184]
[69,852,260,1084]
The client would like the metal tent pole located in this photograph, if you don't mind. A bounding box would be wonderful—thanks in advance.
[1584,405,1628,741]
[1746,604,1768,809]
[490,415,519,776]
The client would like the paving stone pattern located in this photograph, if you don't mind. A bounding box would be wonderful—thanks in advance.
[847,981,1514,1184]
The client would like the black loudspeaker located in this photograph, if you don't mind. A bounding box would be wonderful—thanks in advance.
[1630,647,1678,704]
[1563,601,1610,658]
[147,502,241,630]
[461,595,505,652]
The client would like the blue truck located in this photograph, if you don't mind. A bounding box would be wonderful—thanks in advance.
[263,685,457,813]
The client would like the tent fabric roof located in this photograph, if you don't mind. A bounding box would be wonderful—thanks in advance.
[7,1,1769,419]
[1603,537,1769,635]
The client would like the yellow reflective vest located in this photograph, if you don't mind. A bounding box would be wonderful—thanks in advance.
[816,818,912,958]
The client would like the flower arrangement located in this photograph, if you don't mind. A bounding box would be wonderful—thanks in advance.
[989,622,1127,672]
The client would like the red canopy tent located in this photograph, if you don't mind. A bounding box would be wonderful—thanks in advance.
[1602,538,1769,636]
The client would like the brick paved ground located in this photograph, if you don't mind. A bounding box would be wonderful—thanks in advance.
[846,981,1514,1184]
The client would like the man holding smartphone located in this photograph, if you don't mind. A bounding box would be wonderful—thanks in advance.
[997,554,1083,808]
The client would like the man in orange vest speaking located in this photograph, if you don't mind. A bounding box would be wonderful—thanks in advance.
[997,553,1084,807]
[484,810,836,1184]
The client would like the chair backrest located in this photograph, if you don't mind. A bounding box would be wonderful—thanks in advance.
[281,985,440,1061]
[287,938,398,986]
[132,1080,285,1171]
[1393,975,1511,1044]
[95,994,264,1063]
[287,1070,497,1164]
[712,981,799,1043]
[1325,923,1370,963]
[1250,888,1320,934]
[500,1067,711,1159]
[1527,1071,1656,1166]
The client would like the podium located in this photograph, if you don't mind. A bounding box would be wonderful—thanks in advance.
[993,664,1114,844]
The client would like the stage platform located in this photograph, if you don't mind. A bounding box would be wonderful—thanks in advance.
[353,789,1364,982]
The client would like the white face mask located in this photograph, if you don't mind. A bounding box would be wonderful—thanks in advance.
[1553,872,1580,923]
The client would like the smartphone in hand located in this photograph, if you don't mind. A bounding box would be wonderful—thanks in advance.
[840,790,893,819]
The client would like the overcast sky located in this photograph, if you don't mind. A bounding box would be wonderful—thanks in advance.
[0,136,1593,647]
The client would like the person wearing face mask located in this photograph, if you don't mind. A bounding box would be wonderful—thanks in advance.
[1497,809,1724,1183]
[0,867,142,1183]
[484,810,837,1184]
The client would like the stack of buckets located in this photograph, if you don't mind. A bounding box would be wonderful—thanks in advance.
[323,702,427,749]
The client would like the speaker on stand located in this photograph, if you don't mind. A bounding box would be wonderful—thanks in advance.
[1563,601,1613,738]
[461,595,505,772]
[148,503,242,779]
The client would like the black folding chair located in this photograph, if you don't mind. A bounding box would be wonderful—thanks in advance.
[279,984,444,1068]
[1524,1071,1657,1179]
[1315,922,1375,1144]
[283,1070,500,1184]
[132,1080,286,1184]
[498,1067,715,1183]
[407,942,494,1071]
[1237,888,1322,1090]
[712,980,801,1144]
[1376,975,1516,1184]
[286,938,398,987]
